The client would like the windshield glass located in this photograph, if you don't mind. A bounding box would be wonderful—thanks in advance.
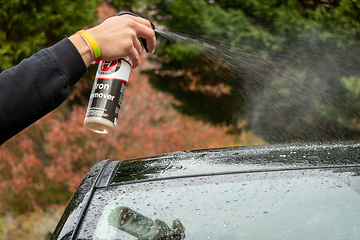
[80,168,360,239]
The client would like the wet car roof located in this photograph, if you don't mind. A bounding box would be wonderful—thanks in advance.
[111,142,360,185]
[52,142,360,240]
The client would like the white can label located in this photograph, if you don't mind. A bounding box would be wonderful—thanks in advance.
[85,59,131,125]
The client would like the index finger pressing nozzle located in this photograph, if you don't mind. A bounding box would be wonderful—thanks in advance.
[117,11,155,53]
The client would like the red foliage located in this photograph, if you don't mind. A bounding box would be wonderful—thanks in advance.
[0,67,233,214]
[97,2,118,22]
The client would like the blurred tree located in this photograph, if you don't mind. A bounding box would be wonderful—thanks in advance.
[137,0,360,143]
[106,0,138,11]
[0,0,101,71]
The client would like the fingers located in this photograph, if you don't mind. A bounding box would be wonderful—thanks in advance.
[121,16,156,67]
[85,14,156,68]
[128,38,143,68]
[132,17,156,54]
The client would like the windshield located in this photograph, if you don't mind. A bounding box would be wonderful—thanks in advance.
[79,168,360,239]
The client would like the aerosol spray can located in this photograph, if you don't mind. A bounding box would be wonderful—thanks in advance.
[84,11,155,134]
[84,58,131,134]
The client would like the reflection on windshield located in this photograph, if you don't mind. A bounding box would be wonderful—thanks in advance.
[84,170,360,239]
[107,206,185,239]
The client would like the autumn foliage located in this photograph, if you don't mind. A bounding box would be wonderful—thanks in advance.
[0,67,234,214]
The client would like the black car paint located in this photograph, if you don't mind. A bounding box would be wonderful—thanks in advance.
[51,142,360,239]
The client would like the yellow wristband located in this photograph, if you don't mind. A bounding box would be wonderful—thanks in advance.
[76,30,101,64]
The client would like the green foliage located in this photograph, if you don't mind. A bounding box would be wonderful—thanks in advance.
[139,0,360,142]
[0,0,101,71]
[106,0,143,12]
[340,76,360,98]
[166,42,206,62]
[314,75,360,127]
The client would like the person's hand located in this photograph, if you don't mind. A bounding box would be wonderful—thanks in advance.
[70,14,156,68]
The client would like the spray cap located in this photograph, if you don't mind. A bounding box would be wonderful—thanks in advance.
[116,11,155,53]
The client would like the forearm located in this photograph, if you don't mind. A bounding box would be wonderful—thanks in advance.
[0,38,87,144]
[0,13,156,144]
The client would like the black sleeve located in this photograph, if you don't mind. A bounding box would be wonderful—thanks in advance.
[0,38,88,145]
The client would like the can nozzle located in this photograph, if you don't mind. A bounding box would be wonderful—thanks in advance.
[116,11,156,53]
